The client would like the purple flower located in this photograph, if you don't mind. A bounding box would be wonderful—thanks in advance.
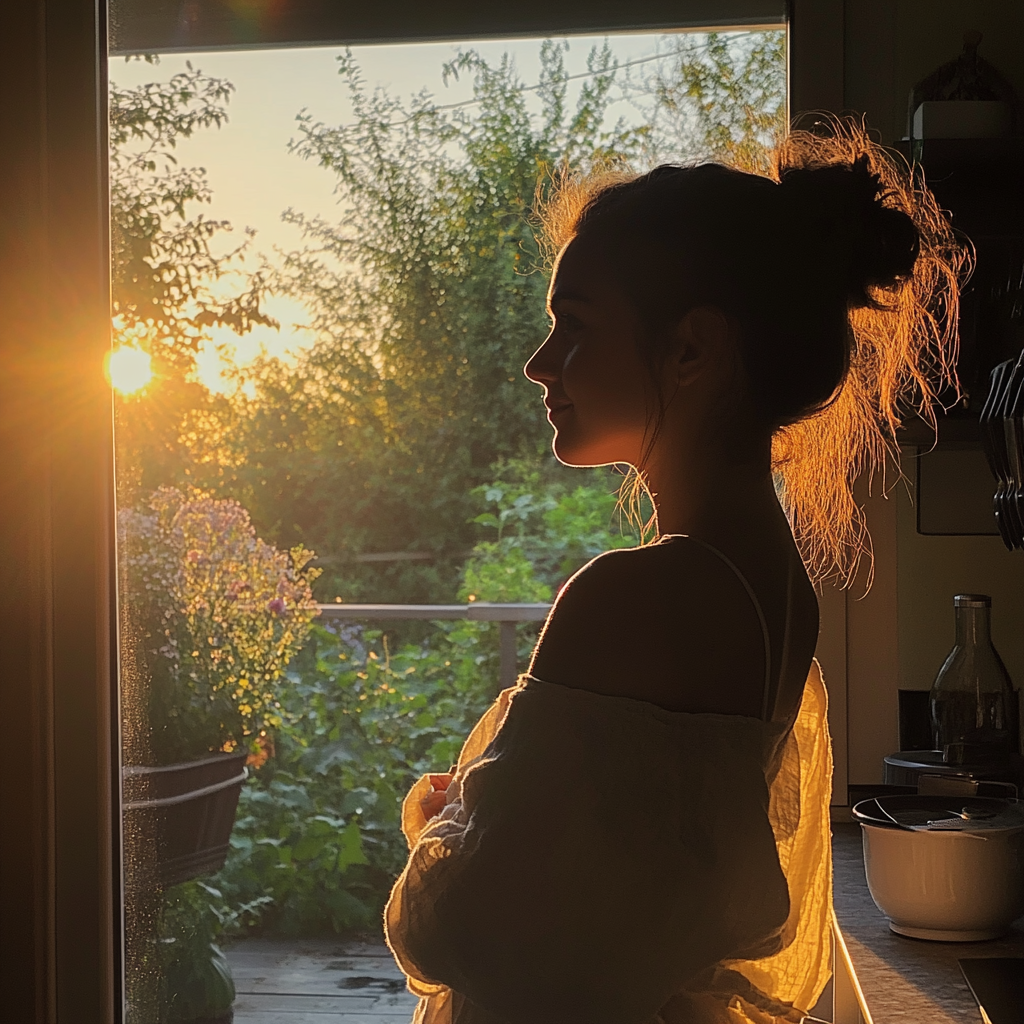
[267,597,286,616]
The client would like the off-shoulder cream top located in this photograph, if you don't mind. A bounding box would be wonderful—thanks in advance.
[386,539,833,1023]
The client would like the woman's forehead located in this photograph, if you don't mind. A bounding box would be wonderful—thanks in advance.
[549,236,612,302]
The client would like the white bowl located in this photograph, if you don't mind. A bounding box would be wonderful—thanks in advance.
[860,821,1024,941]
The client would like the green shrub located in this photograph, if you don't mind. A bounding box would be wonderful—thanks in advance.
[217,619,497,934]
[126,881,235,1024]
[464,460,638,595]
[158,882,236,1024]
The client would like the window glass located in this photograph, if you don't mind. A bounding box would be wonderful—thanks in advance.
[111,30,786,1022]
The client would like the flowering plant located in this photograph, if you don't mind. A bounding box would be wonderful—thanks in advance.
[120,487,320,764]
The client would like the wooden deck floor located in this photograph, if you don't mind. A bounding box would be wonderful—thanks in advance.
[226,938,418,1024]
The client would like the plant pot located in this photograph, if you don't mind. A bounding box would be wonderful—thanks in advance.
[124,752,248,889]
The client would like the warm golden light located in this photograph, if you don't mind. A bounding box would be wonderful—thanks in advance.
[106,346,153,395]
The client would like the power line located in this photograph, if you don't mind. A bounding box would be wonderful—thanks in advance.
[323,33,758,132]
[426,49,683,115]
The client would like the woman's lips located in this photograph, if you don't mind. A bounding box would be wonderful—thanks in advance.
[545,401,573,421]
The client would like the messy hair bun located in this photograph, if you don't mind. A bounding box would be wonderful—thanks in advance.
[537,117,968,585]
[776,155,921,301]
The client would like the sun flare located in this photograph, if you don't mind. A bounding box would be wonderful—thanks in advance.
[107,346,153,395]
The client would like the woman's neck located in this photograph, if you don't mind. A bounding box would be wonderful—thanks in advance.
[643,435,782,543]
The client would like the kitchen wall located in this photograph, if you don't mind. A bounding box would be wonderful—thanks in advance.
[809,0,1024,790]
[845,0,1024,149]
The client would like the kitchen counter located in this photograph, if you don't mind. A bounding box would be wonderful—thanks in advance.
[831,822,1024,1023]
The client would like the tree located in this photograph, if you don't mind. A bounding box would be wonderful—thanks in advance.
[109,59,276,497]
[196,43,648,601]
[625,30,786,171]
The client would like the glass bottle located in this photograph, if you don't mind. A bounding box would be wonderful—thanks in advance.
[930,594,1020,764]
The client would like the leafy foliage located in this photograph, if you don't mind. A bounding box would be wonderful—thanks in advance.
[184,43,648,603]
[217,619,497,935]
[126,880,236,1024]
[110,63,271,338]
[157,882,236,1023]
[463,460,637,598]
[110,60,276,496]
[119,486,320,763]
[111,37,785,603]
[626,31,786,172]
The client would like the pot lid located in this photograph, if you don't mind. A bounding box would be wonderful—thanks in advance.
[884,750,1017,780]
[853,794,1024,833]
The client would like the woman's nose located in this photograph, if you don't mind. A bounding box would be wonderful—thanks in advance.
[524,330,558,385]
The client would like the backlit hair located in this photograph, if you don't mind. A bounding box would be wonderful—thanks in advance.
[536,117,968,587]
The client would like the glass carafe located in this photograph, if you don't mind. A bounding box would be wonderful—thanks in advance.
[930,594,1019,764]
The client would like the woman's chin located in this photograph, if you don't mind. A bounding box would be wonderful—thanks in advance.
[551,435,617,469]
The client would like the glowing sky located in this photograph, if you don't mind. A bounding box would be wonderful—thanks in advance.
[109,33,683,391]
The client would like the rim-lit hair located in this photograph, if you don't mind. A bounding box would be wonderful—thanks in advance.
[535,117,968,587]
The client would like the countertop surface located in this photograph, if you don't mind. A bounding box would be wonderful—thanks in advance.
[831,822,1024,1024]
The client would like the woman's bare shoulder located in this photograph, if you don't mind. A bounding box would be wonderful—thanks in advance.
[556,536,744,604]
[529,538,764,710]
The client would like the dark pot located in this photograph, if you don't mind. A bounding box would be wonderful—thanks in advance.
[123,752,248,889]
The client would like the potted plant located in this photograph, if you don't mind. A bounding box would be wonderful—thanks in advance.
[119,486,320,885]
[119,487,319,1023]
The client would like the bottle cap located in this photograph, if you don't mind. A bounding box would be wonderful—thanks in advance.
[954,594,991,607]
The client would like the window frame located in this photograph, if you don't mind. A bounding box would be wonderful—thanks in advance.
[108,0,786,54]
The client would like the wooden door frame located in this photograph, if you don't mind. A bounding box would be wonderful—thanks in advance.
[0,0,118,1018]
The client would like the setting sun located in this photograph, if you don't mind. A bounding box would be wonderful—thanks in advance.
[106,346,153,395]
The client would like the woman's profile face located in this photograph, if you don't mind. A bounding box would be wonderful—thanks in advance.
[524,236,654,468]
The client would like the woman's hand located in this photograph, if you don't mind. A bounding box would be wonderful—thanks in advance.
[419,772,454,820]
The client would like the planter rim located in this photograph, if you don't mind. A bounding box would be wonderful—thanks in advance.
[122,767,247,811]
[123,751,248,777]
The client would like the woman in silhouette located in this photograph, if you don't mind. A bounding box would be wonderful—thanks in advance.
[385,119,964,1024]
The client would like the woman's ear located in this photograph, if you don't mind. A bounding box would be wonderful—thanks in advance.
[671,306,733,387]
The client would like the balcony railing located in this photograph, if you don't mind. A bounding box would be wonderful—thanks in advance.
[317,602,551,691]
